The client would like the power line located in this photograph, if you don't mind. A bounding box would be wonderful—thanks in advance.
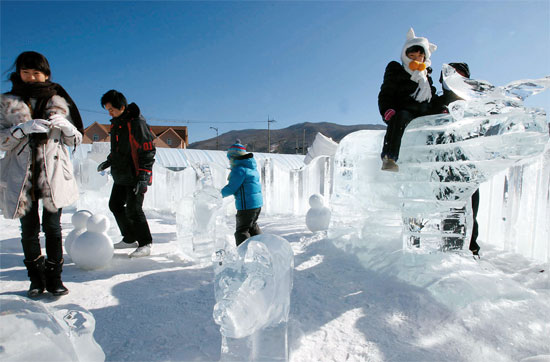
[79,108,263,125]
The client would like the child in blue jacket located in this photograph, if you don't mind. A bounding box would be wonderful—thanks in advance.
[221,141,263,246]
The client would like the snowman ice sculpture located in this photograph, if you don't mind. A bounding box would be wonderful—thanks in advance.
[65,210,93,259]
[305,194,331,233]
[71,214,114,270]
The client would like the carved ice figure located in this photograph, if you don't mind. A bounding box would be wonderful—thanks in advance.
[305,193,331,232]
[71,214,114,270]
[0,295,105,361]
[176,163,224,263]
[213,234,294,361]
[330,69,549,253]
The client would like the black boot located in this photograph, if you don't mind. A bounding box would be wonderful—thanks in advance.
[44,258,69,296]
[23,255,46,298]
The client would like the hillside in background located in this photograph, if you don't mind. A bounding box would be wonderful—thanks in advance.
[188,122,386,154]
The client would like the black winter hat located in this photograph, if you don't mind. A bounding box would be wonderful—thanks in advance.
[448,63,470,78]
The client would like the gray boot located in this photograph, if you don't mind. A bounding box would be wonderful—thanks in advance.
[23,255,46,298]
[45,258,69,296]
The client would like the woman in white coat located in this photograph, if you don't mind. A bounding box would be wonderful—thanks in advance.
[0,51,83,297]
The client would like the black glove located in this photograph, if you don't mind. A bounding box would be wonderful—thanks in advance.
[97,160,111,172]
[134,171,151,195]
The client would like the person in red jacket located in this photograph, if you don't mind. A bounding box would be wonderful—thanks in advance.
[97,90,156,258]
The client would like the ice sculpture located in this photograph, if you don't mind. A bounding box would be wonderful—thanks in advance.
[71,214,114,269]
[212,234,294,361]
[176,163,225,263]
[331,67,549,252]
[303,132,338,164]
[0,295,105,361]
[305,193,331,232]
[65,209,93,258]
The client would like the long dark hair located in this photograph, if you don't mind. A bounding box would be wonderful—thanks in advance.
[8,51,52,83]
[5,51,84,134]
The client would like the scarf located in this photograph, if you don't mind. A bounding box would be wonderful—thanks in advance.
[400,28,437,103]
[401,57,432,103]
[7,75,84,134]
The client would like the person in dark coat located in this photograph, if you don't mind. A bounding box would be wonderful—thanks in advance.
[378,28,438,172]
[221,141,263,246]
[97,90,156,258]
[437,62,481,256]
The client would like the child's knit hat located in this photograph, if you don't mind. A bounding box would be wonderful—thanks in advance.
[227,140,247,159]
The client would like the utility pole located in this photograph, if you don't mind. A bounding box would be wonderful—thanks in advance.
[267,117,276,153]
[209,126,219,150]
[302,128,306,155]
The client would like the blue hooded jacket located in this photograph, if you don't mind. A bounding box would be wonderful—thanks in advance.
[221,153,263,210]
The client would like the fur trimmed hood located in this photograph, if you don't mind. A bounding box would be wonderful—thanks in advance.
[0,93,80,219]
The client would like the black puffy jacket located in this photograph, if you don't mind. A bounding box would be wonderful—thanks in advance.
[378,61,437,120]
[107,103,156,186]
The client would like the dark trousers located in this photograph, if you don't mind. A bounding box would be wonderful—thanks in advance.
[20,200,63,262]
[235,207,262,246]
[382,110,415,161]
[109,183,152,247]
[469,189,480,252]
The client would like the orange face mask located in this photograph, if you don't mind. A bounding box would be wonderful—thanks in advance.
[409,61,426,71]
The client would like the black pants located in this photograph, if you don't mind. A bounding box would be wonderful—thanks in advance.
[20,200,63,262]
[235,207,262,246]
[470,188,480,252]
[109,183,152,247]
[382,110,415,161]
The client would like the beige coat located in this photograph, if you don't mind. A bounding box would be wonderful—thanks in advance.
[0,94,82,219]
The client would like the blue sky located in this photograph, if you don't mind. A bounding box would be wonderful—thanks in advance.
[1,1,549,143]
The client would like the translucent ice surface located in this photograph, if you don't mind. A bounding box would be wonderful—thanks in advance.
[213,234,294,361]
[0,295,105,361]
[176,164,225,263]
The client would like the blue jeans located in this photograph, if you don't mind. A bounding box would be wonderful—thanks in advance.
[20,200,63,262]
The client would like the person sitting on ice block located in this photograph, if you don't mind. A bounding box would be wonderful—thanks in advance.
[221,141,263,246]
[378,27,438,172]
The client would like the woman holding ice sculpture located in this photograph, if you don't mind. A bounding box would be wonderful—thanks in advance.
[0,51,83,297]
[378,28,438,172]
[221,141,263,246]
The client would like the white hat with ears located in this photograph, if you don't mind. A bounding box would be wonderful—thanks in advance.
[401,27,437,70]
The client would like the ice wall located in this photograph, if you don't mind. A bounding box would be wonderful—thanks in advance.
[478,145,550,261]
[73,145,326,217]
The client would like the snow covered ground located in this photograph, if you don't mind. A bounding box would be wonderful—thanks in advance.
[1,209,549,362]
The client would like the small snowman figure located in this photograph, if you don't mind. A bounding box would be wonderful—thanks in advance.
[71,214,114,270]
[65,210,93,259]
[305,194,331,233]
